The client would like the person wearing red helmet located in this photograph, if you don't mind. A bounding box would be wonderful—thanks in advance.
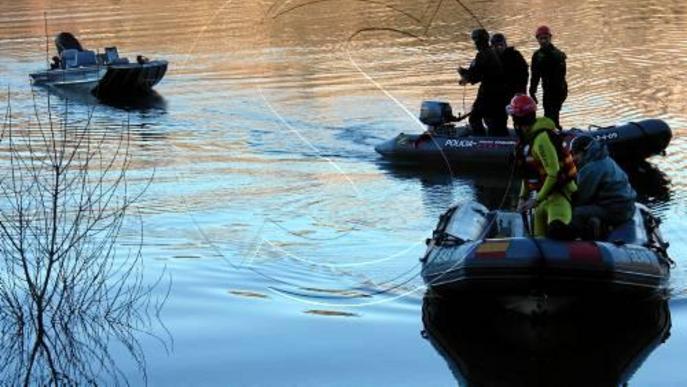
[508,94,577,239]
[457,28,508,137]
[529,25,568,129]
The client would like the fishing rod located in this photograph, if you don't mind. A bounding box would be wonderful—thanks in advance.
[43,12,49,69]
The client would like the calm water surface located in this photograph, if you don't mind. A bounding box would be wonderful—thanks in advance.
[1,0,686,385]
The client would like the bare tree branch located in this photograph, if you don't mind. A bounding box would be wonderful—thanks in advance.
[0,93,169,386]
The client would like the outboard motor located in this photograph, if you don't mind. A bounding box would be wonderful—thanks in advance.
[55,32,84,55]
[419,101,456,130]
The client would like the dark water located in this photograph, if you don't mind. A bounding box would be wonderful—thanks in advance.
[0,0,686,385]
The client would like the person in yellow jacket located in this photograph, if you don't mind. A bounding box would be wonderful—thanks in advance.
[507,94,577,239]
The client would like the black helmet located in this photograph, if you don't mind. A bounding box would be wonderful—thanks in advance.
[470,28,489,45]
[490,33,507,46]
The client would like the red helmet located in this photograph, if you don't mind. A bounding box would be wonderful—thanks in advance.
[535,25,552,37]
[507,95,537,117]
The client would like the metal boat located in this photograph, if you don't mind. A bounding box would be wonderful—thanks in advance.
[29,32,167,99]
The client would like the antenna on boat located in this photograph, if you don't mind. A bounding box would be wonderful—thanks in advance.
[43,12,50,69]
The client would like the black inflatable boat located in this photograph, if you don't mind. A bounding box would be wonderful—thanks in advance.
[422,293,671,386]
[29,32,167,99]
[421,201,672,299]
[375,101,672,166]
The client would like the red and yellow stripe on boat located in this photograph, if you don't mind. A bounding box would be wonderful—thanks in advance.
[475,240,511,259]
[568,241,603,263]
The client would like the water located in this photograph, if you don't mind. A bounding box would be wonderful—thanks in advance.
[0,0,686,385]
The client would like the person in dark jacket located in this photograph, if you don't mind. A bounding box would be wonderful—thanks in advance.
[529,25,567,129]
[490,33,528,103]
[458,28,508,137]
[570,135,637,239]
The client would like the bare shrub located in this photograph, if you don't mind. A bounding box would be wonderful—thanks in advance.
[0,93,167,386]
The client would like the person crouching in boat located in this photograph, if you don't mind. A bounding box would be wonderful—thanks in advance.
[569,135,637,239]
[508,94,577,239]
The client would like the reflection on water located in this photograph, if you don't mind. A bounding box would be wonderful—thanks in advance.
[0,98,167,385]
[30,85,168,113]
[376,162,521,216]
[378,159,674,216]
[0,0,686,384]
[621,161,673,207]
[422,293,672,386]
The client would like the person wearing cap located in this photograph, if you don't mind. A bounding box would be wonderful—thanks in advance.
[508,94,577,239]
[529,25,568,129]
[570,135,637,239]
[458,28,508,137]
[490,33,529,117]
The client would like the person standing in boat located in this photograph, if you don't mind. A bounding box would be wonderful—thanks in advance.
[569,135,637,239]
[490,33,529,107]
[458,28,509,137]
[529,25,567,129]
[508,94,577,239]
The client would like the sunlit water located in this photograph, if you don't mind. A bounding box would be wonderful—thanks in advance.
[0,0,686,385]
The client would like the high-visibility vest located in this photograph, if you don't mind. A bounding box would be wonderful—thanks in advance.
[517,129,577,192]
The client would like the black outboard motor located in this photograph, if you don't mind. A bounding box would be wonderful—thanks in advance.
[55,32,84,55]
[419,101,466,136]
[419,101,455,130]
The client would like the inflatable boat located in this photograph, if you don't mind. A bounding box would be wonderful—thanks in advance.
[375,101,672,166]
[421,201,672,299]
[422,293,671,386]
[30,33,167,99]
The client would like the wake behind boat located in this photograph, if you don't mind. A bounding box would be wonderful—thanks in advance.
[421,201,672,306]
[375,101,672,167]
[30,32,167,99]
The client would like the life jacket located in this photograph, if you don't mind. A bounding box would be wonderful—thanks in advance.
[516,128,577,192]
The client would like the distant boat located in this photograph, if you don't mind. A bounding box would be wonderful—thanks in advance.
[30,32,167,99]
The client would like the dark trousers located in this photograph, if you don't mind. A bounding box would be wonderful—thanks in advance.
[469,94,508,137]
[571,204,635,239]
[543,86,567,129]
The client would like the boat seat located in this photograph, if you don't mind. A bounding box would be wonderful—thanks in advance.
[76,50,97,66]
[61,49,79,68]
[605,208,648,245]
[60,49,97,68]
[492,212,524,238]
[104,47,119,63]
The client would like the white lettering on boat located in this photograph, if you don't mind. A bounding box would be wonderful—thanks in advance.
[593,131,619,142]
[445,139,477,148]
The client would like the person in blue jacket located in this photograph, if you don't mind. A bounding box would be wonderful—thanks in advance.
[570,135,637,239]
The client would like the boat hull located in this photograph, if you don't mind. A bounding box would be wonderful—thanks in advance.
[30,60,168,99]
[94,61,168,97]
[421,202,671,298]
[376,119,671,166]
